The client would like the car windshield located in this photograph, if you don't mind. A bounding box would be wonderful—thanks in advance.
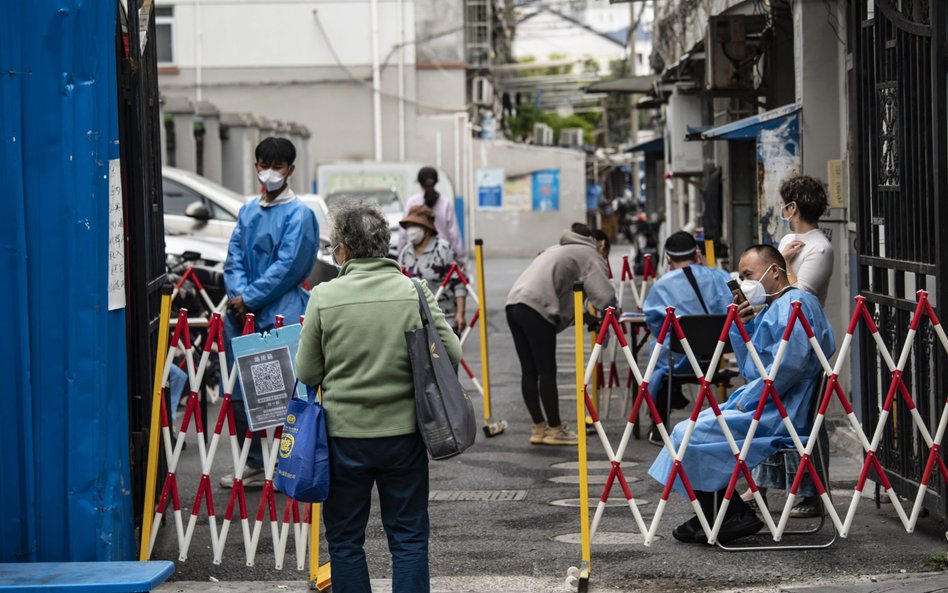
[312,205,329,230]
[325,190,401,215]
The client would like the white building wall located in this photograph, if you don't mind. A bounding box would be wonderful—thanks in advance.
[157,0,472,186]
[471,141,587,257]
[163,1,416,69]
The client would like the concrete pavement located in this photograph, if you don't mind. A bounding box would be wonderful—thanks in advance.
[157,572,948,592]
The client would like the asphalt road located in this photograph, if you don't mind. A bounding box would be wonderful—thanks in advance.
[150,254,948,592]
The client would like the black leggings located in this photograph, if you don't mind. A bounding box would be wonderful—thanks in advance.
[506,304,561,427]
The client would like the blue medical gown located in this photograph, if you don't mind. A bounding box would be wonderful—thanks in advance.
[223,197,318,398]
[642,265,733,397]
[647,289,835,493]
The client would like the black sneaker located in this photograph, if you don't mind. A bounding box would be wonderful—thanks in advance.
[672,516,707,544]
[716,509,765,544]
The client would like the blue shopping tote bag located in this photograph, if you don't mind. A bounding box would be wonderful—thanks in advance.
[274,383,329,502]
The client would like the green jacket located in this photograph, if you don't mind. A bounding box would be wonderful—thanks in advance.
[295,257,462,438]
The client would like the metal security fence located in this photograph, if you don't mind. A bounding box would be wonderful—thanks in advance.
[850,0,948,518]
[116,1,169,531]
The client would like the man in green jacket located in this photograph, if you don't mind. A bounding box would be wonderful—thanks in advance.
[296,202,460,593]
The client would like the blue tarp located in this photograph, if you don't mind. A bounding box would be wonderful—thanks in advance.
[0,0,132,561]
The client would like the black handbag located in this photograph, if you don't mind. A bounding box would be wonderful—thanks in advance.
[405,279,477,460]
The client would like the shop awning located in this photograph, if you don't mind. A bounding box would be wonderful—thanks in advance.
[686,125,711,141]
[624,137,664,154]
[696,103,801,141]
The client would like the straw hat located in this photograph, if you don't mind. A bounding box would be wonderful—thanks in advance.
[399,205,438,233]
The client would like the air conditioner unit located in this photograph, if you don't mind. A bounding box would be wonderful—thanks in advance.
[664,90,703,174]
[471,76,494,106]
[533,123,553,146]
[558,127,584,147]
[705,15,754,91]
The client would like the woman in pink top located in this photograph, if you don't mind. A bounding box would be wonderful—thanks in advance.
[398,167,464,259]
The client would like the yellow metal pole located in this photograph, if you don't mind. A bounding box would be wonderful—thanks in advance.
[474,239,492,425]
[573,283,591,582]
[309,503,320,584]
[139,288,172,560]
[704,239,716,268]
[704,239,727,402]
[310,388,332,590]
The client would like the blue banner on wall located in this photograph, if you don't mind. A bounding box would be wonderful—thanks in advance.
[476,169,504,210]
[532,169,560,212]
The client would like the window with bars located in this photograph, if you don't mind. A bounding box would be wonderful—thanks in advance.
[155,5,175,65]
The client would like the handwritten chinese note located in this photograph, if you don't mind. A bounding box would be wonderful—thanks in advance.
[108,159,126,310]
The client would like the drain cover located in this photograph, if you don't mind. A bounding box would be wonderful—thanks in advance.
[551,461,639,470]
[548,474,640,485]
[554,531,656,544]
[429,490,528,502]
[549,498,651,508]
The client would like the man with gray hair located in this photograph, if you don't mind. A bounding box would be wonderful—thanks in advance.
[296,201,461,593]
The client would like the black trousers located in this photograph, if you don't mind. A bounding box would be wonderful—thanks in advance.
[506,304,561,427]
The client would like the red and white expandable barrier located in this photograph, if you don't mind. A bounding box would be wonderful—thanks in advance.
[147,311,314,571]
[838,291,948,535]
[616,254,655,310]
[432,263,487,397]
[575,289,948,553]
[171,266,222,313]
[147,308,196,557]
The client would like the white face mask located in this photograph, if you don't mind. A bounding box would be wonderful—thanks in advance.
[406,226,427,246]
[331,244,344,271]
[739,264,776,307]
[780,202,795,230]
[257,168,286,192]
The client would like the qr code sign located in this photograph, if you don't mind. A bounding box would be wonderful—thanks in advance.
[251,360,285,396]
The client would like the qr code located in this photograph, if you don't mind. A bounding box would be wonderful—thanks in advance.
[251,360,285,396]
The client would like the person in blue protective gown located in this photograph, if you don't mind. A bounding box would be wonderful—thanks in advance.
[642,231,733,444]
[219,137,319,488]
[647,244,835,544]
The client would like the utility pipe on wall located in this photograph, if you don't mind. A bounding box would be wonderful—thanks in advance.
[682,181,699,234]
[397,0,406,161]
[371,0,382,161]
[195,0,203,102]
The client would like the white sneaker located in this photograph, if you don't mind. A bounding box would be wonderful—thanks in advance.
[542,424,579,446]
[219,466,266,488]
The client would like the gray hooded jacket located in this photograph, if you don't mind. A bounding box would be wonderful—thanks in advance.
[506,231,616,333]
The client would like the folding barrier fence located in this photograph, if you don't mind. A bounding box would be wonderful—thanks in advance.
[567,287,948,589]
[141,309,330,589]
[593,255,655,421]
[148,245,501,583]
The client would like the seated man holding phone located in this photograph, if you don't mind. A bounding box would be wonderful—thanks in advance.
[642,232,732,444]
[647,244,835,544]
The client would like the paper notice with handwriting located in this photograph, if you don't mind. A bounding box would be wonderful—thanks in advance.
[108,159,126,310]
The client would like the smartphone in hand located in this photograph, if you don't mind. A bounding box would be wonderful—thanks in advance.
[727,279,747,305]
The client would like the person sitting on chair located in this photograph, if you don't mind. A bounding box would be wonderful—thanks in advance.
[745,174,835,518]
[647,244,835,544]
[642,231,732,445]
